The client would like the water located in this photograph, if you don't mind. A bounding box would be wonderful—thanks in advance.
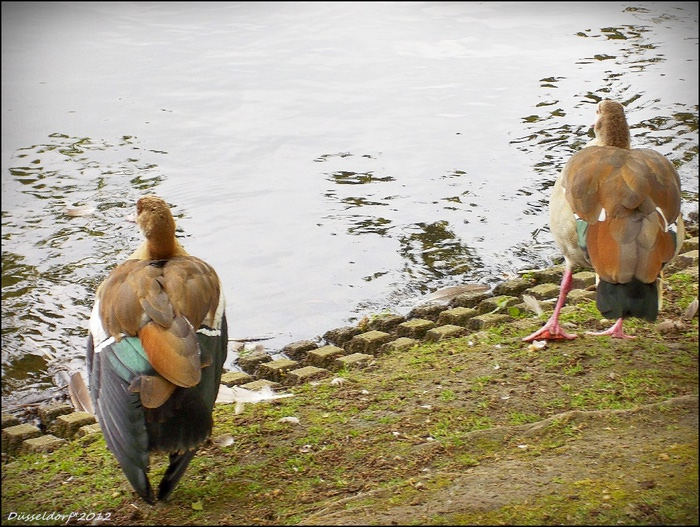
[2,2,698,408]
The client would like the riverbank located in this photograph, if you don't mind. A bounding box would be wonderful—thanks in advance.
[2,235,698,525]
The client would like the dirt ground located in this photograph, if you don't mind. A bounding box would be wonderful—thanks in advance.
[298,395,698,525]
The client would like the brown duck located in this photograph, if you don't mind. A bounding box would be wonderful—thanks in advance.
[523,100,684,341]
[87,195,228,502]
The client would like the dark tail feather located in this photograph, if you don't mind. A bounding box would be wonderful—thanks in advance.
[158,450,198,501]
[134,473,156,504]
[596,278,658,322]
[89,336,155,503]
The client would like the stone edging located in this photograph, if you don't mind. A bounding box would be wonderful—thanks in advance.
[2,237,697,458]
[229,238,698,391]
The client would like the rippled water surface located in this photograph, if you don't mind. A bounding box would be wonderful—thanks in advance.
[2,2,698,406]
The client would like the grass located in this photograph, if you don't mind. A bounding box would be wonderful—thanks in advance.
[1,265,697,525]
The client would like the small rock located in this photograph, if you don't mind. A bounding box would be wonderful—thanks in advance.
[656,320,684,333]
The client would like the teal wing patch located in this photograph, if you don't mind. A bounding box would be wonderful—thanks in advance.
[576,217,589,257]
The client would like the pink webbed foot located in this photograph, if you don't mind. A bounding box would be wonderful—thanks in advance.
[585,318,635,339]
[522,320,578,342]
[522,268,578,343]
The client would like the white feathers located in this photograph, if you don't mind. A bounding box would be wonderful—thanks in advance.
[574,207,606,224]
[522,294,544,316]
[527,339,547,352]
[94,336,116,355]
[197,327,221,337]
[215,384,293,414]
[211,434,235,447]
[88,299,111,352]
[655,206,670,232]
[212,287,227,328]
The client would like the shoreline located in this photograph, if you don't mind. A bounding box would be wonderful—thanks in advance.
[3,235,697,457]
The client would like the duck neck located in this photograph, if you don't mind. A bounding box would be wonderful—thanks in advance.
[147,228,177,260]
[131,224,188,260]
[596,115,631,149]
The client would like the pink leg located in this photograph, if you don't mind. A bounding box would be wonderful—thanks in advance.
[522,268,578,342]
[585,318,635,339]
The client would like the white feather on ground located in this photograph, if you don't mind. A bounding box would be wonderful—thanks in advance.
[522,294,544,316]
[216,384,294,414]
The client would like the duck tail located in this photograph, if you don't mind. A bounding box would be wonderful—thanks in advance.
[596,278,659,322]
[158,450,198,501]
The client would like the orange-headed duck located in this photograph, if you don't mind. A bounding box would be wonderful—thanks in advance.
[87,195,228,502]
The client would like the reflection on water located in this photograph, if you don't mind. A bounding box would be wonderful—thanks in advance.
[328,172,395,186]
[397,221,483,287]
[2,133,168,403]
[1,2,697,409]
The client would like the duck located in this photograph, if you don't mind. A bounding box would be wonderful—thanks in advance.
[87,195,228,503]
[523,99,684,342]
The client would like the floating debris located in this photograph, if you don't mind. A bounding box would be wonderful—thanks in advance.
[65,203,96,217]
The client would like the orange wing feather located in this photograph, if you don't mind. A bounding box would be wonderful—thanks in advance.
[138,318,201,387]
[129,374,177,409]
